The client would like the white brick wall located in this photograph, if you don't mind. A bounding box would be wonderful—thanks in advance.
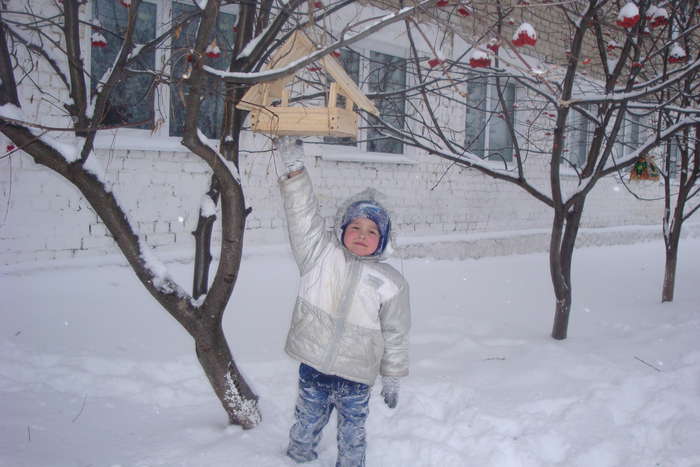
[1,0,691,267]
[0,118,688,267]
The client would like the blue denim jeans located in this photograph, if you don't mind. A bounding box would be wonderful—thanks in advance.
[287,363,370,467]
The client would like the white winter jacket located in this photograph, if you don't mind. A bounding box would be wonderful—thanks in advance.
[279,170,410,386]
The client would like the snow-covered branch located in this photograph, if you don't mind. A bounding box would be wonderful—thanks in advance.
[202,0,437,84]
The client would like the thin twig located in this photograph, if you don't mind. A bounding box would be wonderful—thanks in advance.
[71,395,87,423]
[484,356,506,361]
[27,425,31,442]
[634,356,662,372]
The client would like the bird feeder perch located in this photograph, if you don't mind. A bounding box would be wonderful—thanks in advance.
[236,31,379,138]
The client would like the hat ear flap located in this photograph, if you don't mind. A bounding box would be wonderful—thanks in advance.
[374,217,391,256]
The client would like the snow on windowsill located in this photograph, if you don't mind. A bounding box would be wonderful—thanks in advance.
[559,166,583,178]
[318,149,416,165]
[94,132,207,153]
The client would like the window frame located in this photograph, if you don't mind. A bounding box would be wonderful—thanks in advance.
[614,111,642,161]
[90,0,239,150]
[464,74,517,165]
[562,104,594,171]
[666,137,680,179]
[318,39,415,164]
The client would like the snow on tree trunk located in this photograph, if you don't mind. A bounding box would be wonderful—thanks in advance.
[223,367,262,427]
[195,323,260,428]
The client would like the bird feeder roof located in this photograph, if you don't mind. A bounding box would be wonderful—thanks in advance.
[237,30,379,116]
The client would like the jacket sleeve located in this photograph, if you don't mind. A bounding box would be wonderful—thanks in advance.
[379,278,411,377]
[279,170,333,274]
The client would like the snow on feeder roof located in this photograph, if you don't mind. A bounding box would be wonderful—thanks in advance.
[468,49,491,68]
[668,44,687,63]
[616,2,640,29]
[512,22,536,47]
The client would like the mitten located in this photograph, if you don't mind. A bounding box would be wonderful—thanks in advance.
[380,376,400,409]
[275,136,305,174]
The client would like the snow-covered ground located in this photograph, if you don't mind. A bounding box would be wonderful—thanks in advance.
[1,238,699,467]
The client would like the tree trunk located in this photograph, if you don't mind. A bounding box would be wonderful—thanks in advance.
[662,245,678,303]
[550,201,584,340]
[549,211,570,340]
[662,219,682,303]
[661,125,697,303]
[194,319,260,428]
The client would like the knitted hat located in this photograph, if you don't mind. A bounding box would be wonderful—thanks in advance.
[340,200,391,256]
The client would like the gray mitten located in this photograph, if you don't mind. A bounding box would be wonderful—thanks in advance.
[275,136,305,174]
[380,376,400,409]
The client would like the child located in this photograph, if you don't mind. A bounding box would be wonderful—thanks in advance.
[275,137,411,466]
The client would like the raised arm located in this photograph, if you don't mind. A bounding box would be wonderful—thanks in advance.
[276,138,332,274]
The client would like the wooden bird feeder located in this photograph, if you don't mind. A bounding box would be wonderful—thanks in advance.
[630,156,660,181]
[236,31,379,138]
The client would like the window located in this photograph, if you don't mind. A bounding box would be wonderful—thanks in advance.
[564,105,593,168]
[321,46,408,156]
[170,2,237,139]
[465,76,516,162]
[92,0,156,130]
[614,112,641,159]
[91,1,237,140]
[667,138,680,178]
[367,51,406,155]
[323,48,361,147]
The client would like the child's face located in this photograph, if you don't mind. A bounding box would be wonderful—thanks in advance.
[343,217,380,256]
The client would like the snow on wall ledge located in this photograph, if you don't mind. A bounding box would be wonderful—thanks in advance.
[0,146,680,266]
[396,223,700,260]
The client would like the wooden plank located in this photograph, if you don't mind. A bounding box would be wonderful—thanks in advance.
[238,31,314,110]
[250,107,358,137]
[237,85,266,111]
[322,56,379,116]
[328,82,338,108]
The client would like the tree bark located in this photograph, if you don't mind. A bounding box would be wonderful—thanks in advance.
[550,200,584,340]
[194,319,260,428]
[662,202,684,303]
[661,124,699,303]
[549,211,570,340]
[661,242,678,303]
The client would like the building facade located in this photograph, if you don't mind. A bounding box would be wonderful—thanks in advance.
[0,0,689,267]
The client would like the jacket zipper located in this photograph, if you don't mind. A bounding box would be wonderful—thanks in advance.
[322,257,362,371]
